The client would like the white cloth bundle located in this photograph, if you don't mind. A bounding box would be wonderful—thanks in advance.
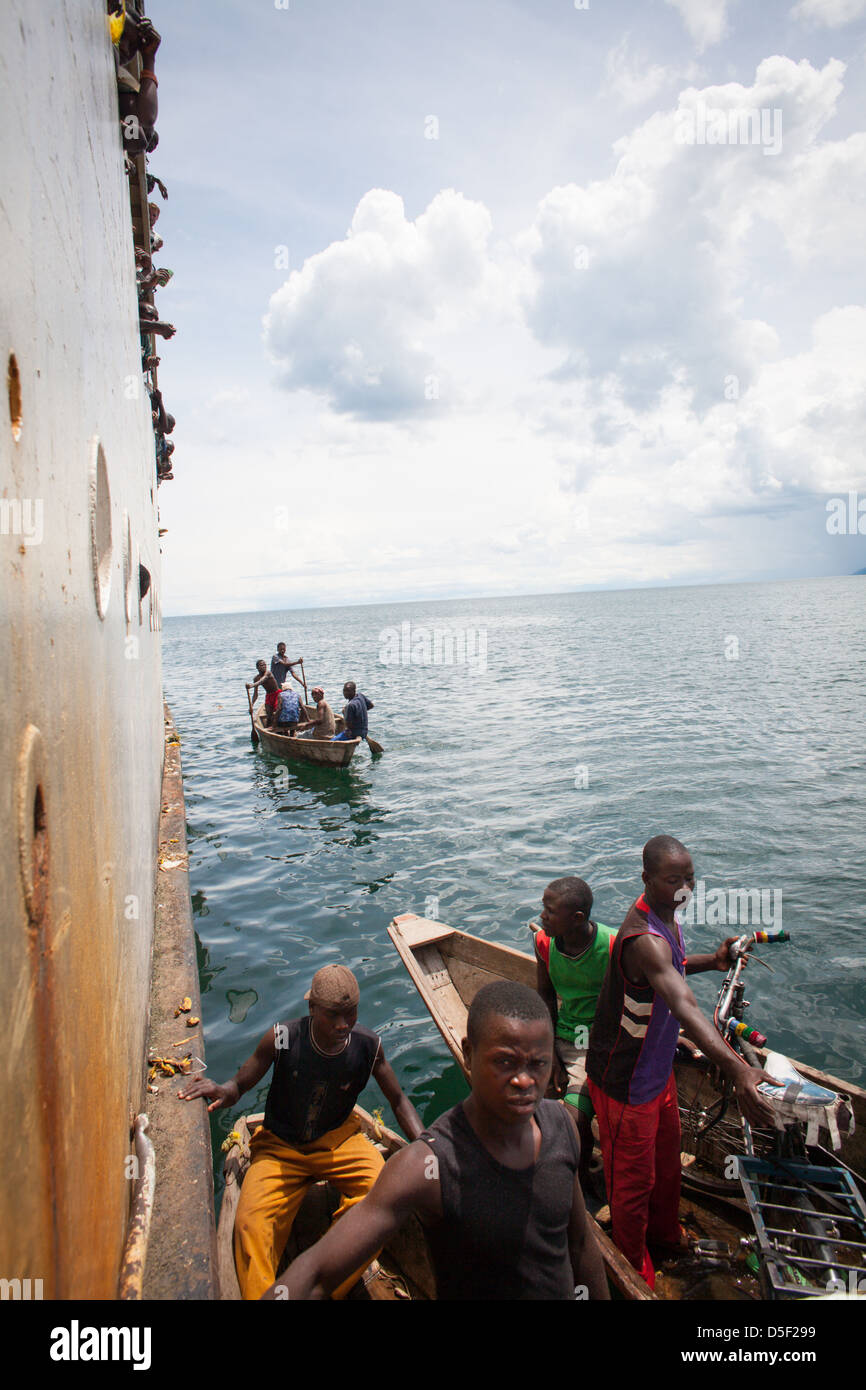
[758,1052,855,1150]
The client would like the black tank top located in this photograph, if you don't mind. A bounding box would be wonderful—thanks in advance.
[263,1017,380,1145]
[419,1100,580,1299]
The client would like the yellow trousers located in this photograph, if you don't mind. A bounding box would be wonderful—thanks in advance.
[234,1113,385,1300]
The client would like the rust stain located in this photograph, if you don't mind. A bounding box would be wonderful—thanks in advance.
[26,782,62,1297]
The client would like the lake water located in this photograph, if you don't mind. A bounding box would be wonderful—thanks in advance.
[163,576,866,1188]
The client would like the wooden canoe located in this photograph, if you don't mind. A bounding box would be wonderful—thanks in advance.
[388,911,866,1302]
[217,1106,435,1300]
[253,708,360,767]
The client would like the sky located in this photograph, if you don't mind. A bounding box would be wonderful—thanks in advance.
[149,0,866,615]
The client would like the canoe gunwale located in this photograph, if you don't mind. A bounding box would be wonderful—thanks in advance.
[253,710,361,766]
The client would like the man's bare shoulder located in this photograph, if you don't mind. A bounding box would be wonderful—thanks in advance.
[629,931,672,960]
[622,929,672,985]
[373,1138,442,1222]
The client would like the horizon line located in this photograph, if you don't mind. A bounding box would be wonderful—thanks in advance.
[162,568,863,622]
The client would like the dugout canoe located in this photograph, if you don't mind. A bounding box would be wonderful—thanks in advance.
[217,1107,435,1300]
[253,708,360,767]
[388,912,866,1301]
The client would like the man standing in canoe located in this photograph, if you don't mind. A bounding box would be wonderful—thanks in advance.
[247,659,281,727]
[586,834,778,1289]
[262,981,610,1301]
[534,876,614,1190]
[332,681,373,742]
[270,641,303,690]
[179,964,424,1300]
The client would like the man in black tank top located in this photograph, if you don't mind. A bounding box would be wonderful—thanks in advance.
[179,964,423,1299]
[263,982,610,1301]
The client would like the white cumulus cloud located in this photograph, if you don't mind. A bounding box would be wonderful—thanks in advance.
[520,304,866,591]
[791,0,866,25]
[665,0,729,50]
[521,58,858,413]
[730,306,866,495]
[604,35,679,107]
[263,188,502,420]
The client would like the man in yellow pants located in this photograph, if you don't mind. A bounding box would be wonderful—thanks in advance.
[179,964,424,1298]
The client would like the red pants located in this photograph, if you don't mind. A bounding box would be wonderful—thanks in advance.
[587,1073,682,1289]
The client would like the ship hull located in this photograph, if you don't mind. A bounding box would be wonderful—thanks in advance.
[1,0,166,1297]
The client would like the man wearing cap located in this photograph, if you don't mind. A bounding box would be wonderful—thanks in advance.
[301,686,336,741]
[179,964,424,1299]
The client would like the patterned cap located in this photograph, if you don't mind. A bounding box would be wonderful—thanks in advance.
[305,964,360,1008]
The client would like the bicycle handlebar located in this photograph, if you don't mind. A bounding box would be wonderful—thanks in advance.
[729,928,790,958]
[715,930,790,1046]
[727,1017,767,1048]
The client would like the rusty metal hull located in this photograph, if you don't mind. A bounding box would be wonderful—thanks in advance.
[1,1,166,1297]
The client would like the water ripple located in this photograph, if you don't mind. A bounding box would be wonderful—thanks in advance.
[165,577,866,1176]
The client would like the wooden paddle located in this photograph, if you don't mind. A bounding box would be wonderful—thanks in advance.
[246,686,259,746]
[288,657,308,705]
[366,734,384,755]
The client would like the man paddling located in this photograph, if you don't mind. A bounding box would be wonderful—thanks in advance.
[262,981,610,1300]
[179,964,424,1300]
[586,835,778,1289]
[270,641,303,690]
[332,681,373,742]
[246,659,281,727]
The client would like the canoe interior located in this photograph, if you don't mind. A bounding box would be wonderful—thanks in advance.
[387,913,536,1075]
[217,1107,435,1301]
[389,912,866,1302]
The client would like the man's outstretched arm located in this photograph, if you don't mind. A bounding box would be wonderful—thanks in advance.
[262,1142,436,1300]
[178,1027,276,1110]
[685,936,737,974]
[372,1050,425,1141]
[628,935,778,1127]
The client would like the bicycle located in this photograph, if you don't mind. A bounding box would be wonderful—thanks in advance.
[680,928,866,1299]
